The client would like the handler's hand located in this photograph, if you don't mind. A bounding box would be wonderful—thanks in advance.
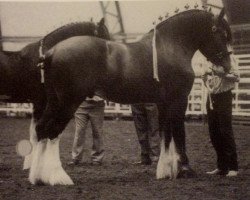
[211,65,225,76]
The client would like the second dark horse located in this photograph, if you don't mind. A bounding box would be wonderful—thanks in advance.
[0,18,110,184]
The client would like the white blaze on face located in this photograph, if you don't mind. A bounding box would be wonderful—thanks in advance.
[156,137,180,179]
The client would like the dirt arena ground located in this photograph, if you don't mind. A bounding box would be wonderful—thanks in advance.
[0,118,249,200]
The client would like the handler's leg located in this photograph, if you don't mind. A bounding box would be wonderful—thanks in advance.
[145,103,160,162]
[89,103,105,164]
[217,91,238,175]
[70,105,89,165]
[132,104,151,165]
[206,95,227,174]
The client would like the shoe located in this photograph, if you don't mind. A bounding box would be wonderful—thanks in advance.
[206,169,228,175]
[177,165,197,178]
[67,160,80,166]
[206,169,220,175]
[133,160,152,165]
[226,170,238,177]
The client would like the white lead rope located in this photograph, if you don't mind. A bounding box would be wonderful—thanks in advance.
[152,26,160,82]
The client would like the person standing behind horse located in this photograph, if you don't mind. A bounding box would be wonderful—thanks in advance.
[202,64,239,177]
[68,95,105,166]
[131,103,160,165]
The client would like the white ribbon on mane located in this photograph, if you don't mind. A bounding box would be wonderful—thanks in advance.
[152,26,160,82]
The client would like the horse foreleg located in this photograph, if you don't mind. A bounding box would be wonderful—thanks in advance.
[156,104,180,179]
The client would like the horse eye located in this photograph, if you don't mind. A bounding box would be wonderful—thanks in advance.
[212,26,217,32]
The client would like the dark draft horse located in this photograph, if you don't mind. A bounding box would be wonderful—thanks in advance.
[0,19,110,184]
[34,8,232,185]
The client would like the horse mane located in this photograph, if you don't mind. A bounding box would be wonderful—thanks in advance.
[20,21,99,60]
[155,9,213,29]
[42,21,96,48]
[141,9,212,40]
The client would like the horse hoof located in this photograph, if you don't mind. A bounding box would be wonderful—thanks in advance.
[177,165,197,178]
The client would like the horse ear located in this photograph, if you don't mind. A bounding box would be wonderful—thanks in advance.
[218,8,225,21]
[99,18,105,26]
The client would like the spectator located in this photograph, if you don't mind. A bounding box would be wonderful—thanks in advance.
[131,103,160,165]
[68,95,105,166]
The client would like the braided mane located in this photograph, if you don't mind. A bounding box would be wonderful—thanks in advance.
[156,9,213,29]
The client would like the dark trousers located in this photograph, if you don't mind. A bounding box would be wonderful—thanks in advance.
[206,90,238,171]
[131,103,160,159]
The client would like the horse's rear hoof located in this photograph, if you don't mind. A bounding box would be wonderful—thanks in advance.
[177,165,197,178]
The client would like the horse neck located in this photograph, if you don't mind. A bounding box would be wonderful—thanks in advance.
[156,10,212,60]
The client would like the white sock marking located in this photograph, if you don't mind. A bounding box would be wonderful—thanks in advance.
[156,137,180,179]
[29,137,74,185]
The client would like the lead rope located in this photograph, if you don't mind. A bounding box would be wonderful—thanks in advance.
[37,40,45,83]
[206,70,216,110]
[152,25,160,82]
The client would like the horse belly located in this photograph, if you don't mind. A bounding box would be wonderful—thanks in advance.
[104,79,161,104]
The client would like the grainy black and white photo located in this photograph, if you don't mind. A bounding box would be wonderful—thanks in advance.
[0,0,249,199]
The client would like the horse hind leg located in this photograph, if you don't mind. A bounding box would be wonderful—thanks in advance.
[29,136,73,185]
[29,93,80,185]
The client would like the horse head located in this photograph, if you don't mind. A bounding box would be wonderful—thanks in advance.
[199,8,232,73]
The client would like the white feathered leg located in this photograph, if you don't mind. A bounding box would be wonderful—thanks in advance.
[156,137,180,179]
[29,137,73,185]
[23,117,38,170]
[29,139,47,184]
